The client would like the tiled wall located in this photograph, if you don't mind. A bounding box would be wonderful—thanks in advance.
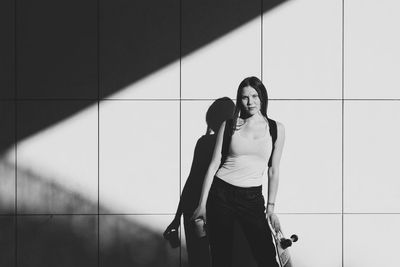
[1,0,400,266]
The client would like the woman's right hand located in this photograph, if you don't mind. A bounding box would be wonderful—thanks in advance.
[267,213,281,233]
[190,204,206,223]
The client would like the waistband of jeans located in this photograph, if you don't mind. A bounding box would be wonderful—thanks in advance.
[213,176,262,193]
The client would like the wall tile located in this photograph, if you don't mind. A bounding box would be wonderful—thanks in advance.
[17,0,97,98]
[182,0,261,99]
[99,100,180,214]
[0,0,14,99]
[100,214,180,267]
[345,0,400,99]
[278,214,342,267]
[100,0,180,99]
[263,0,342,99]
[344,214,400,267]
[269,100,342,213]
[344,101,400,213]
[0,216,15,267]
[17,215,98,267]
[17,101,98,214]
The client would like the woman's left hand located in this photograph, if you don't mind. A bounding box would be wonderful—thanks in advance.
[163,217,180,239]
[267,213,281,232]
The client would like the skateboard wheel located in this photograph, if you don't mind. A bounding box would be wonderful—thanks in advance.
[291,234,298,242]
[280,238,292,249]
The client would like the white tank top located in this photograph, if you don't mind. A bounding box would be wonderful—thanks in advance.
[215,124,273,187]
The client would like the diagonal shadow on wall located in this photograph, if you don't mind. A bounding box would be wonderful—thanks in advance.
[0,0,289,153]
[0,160,181,267]
[0,1,291,266]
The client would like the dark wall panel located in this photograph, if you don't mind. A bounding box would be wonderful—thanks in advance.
[0,217,15,267]
[17,215,98,267]
[100,0,180,98]
[17,0,97,99]
[0,0,14,99]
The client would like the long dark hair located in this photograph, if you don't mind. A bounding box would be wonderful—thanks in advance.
[230,76,269,135]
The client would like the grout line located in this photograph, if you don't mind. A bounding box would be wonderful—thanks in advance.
[179,0,183,265]
[5,98,400,102]
[276,213,342,215]
[257,212,400,215]
[12,213,177,216]
[341,0,345,266]
[88,98,400,101]
[97,0,101,263]
[261,0,263,82]
[14,103,17,267]
[5,212,400,216]
[97,109,100,266]
[14,0,18,264]
[13,98,98,102]
[343,213,400,215]
[339,98,400,101]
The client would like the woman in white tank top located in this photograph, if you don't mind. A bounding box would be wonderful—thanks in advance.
[191,76,285,267]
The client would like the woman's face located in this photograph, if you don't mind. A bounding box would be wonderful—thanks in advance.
[240,86,261,116]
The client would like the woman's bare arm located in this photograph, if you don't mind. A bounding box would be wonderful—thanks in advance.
[191,120,226,221]
[266,121,285,215]
[198,121,226,206]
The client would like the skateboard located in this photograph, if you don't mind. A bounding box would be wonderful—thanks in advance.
[267,217,298,267]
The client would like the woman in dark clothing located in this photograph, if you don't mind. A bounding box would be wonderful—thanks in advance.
[191,76,285,267]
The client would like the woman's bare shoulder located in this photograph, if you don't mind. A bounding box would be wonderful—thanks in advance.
[274,120,285,140]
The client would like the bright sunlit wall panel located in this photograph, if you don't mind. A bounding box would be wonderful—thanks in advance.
[181,0,261,100]
[99,100,180,214]
[263,0,342,99]
[100,0,180,100]
[344,101,400,213]
[269,100,342,213]
[16,101,98,214]
[344,214,400,267]
[345,0,400,99]
[278,214,342,267]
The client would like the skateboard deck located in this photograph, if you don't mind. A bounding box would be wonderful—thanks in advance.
[268,217,293,267]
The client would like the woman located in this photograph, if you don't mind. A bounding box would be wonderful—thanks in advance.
[191,76,285,267]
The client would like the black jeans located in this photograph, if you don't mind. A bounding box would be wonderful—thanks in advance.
[206,176,279,267]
